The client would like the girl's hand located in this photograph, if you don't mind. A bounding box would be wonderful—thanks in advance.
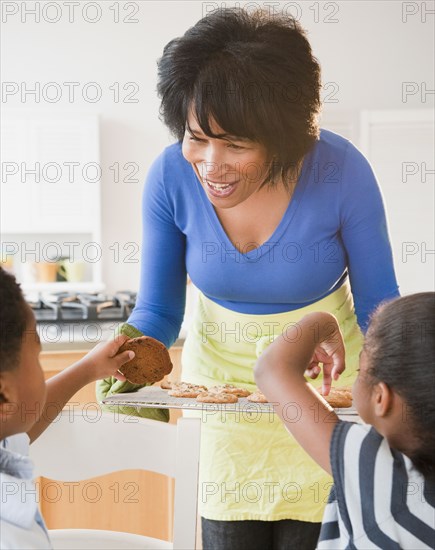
[254,311,344,475]
[303,314,346,395]
[78,334,135,382]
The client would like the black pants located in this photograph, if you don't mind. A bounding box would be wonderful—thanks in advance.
[201,517,321,550]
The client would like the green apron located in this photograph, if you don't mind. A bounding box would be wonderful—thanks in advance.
[181,279,363,521]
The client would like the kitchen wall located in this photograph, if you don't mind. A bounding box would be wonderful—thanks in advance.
[2,0,434,293]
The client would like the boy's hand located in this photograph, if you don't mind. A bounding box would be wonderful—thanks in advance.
[303,314,345,395]
[79,334,135,383]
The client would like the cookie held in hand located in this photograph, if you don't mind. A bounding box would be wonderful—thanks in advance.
[117,336,173,384]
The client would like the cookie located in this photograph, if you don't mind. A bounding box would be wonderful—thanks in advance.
[168,382,208,398]
[317,387,353,408]
[247,391,269,403]
[160,379,174,390]
[209,384,251,397]
[196,392,238,404]
[169,389,204,398]
[117,336,173,384]
[173,381,208,391]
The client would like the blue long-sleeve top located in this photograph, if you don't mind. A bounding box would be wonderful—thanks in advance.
[128,129,399,347]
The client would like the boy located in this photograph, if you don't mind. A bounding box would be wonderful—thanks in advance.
[0,267,134,549]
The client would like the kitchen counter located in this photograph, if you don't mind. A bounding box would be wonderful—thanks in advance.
[40,336,185,352]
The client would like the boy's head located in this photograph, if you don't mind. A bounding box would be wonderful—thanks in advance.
[0,267,46,440]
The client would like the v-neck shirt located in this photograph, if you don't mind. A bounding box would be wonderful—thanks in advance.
[128,129,399,347]
[198,153,310,261]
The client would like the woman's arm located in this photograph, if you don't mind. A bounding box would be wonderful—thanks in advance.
[127,149,187,348]
[340,144,400,332]
[96,148,187,412]
[254,312,345,474]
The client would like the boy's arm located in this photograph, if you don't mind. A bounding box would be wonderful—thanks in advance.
[254,312,345,475]
[28,336,133,443]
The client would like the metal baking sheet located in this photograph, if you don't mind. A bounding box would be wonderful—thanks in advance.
[101,386,359,417]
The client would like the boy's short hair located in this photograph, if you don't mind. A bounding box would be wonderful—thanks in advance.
[0,268,28,372]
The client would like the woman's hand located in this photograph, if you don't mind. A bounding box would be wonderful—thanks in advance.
[77,334,135,383]
[303,314,346,395]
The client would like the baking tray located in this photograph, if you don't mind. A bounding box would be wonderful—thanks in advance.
[101,386,359,417]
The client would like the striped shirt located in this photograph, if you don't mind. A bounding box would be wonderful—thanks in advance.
[318,422,435,549]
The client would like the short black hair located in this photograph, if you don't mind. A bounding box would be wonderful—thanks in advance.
[364,292,435,480]
[0,267,28,373]
[157,8,321,188]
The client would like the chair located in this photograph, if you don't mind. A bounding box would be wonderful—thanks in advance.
[30,411,201,549]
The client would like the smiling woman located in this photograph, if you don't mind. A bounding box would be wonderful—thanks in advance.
[97,7,399,550]
[182,114,303,254]
[157,8,320,190]
[182,116,270,204]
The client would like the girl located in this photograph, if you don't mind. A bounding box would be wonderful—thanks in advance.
[254,293,435,549]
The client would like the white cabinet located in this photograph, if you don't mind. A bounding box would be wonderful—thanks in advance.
[1,112,103,291]
[360,109,434,294]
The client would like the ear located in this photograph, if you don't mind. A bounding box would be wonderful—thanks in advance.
[372,381,393,417]
[0,372,19,420]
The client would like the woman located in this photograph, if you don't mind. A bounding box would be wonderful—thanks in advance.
[99,8,399,549]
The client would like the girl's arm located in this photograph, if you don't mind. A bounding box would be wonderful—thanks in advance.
[28,335,133,443]
[254,312,345,474]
